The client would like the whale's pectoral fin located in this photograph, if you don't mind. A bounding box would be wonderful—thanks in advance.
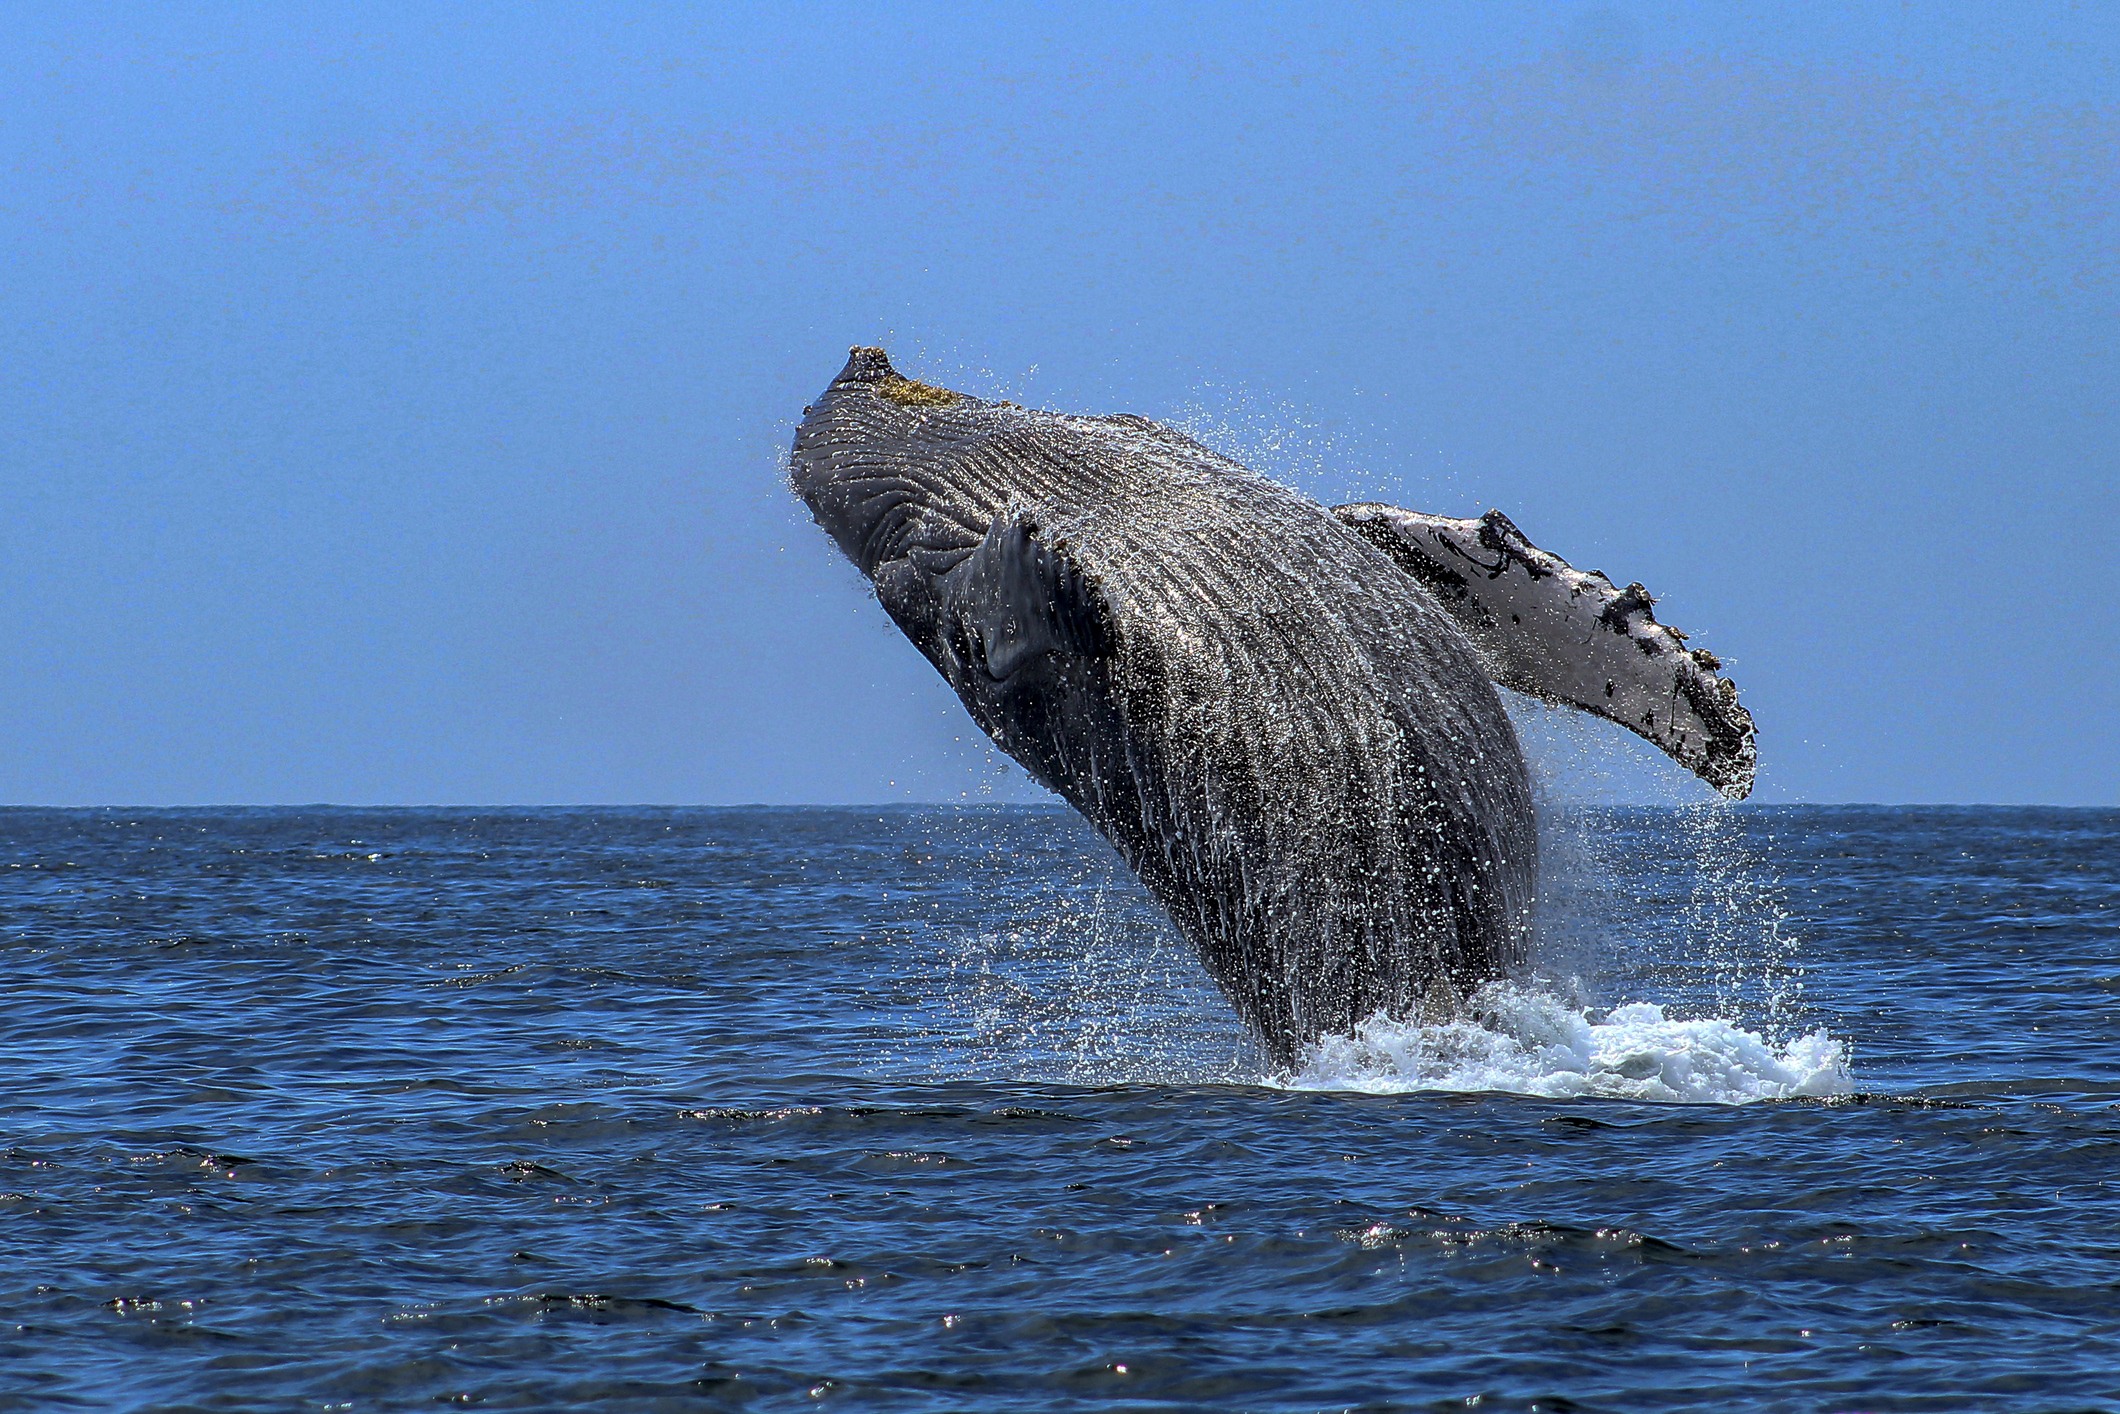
[945,512,1111,681]
[1334,503,1757,799]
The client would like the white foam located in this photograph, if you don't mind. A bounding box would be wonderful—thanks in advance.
[1278,982,1853,1104]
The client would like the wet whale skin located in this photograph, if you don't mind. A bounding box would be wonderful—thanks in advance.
[790,349,1537,1062]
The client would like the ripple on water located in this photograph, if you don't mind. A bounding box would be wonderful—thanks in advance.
[2,805,2117,1412]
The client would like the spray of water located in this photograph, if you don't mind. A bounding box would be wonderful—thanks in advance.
[900,812,1261,1086]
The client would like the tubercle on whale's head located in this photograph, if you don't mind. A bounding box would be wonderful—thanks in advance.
[832,345,965,402]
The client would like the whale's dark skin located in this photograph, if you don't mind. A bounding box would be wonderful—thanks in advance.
[789,348,1754,1064]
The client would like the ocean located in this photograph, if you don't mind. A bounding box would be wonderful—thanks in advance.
[2,802,2115,1411]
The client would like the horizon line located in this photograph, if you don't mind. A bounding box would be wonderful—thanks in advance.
[1,800,2113,812]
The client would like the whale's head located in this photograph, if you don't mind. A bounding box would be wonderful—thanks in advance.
[789,346,989,565]
[788,347,1026,661]
[789,346,1119,764]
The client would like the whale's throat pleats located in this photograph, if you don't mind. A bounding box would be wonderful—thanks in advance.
[909,436,1540,1056]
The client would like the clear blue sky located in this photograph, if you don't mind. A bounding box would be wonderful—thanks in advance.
[3,2,2113,805]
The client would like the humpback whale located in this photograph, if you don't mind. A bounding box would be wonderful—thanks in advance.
[790,348,1754,1064]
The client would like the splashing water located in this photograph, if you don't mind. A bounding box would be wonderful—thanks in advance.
[1258,695,1859,1105]
[1252,772,1855,1103]
[1280,982,1852,1103]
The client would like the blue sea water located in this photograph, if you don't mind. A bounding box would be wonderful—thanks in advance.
[2,802,2116,1411]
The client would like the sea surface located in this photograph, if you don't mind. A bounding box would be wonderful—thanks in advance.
[1,802,2116,1412]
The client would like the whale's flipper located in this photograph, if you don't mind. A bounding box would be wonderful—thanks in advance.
[1335,503,1756,799]
[944,512,1111,681]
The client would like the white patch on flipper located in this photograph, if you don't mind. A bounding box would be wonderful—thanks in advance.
[1333,503,1756,799]
[1277,982,1852,1104]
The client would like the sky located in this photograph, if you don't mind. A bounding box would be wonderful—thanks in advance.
[2,2,2113,806]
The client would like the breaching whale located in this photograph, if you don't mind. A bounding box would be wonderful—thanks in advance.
[790,348,1754,1064]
